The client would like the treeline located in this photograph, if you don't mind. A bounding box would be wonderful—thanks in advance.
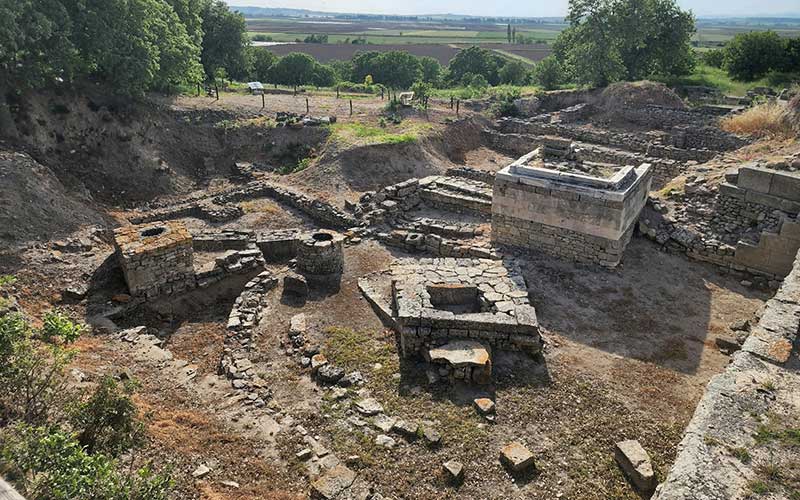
[702,31,800,82]
[250,46,536,91]
[1,0,250,97]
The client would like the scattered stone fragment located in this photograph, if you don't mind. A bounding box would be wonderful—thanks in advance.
[284,272,309,298]
[289,313,307,337]
[192,464,211,478]
[715,335,742,354]
[311,353,328,372]
[422,426,442,446]
[443,460,464,485]
[219,480,240,488]
[310,464,356,500]
[473,398,495,415]
[354,398,384,416]
[317,364,345,384]
[372,414,397,433]
[338,371,364,387]
[614,440,656,493]
[392,419,419,439]
[296,448,313,461]
[500,442,535,473]
[375,434,396,448]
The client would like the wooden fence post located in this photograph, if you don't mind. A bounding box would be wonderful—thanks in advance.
[349,99,353,116]
[306,97,309,114]
[261,93,265,109]
[456,99,459,116]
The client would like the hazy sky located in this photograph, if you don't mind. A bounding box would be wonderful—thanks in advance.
[227,0,800,18]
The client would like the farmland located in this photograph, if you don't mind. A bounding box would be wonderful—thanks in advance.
[246,15,800,65]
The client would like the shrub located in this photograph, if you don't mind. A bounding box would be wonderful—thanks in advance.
[69,376,144,456]
[532,56,564,90]
[724,31,787,81]
[721,101,798,139]
[41,310,84,344]
[1,424,172,500]
[0,314,76,424]
[491,87,522,117]
[702,49,726,69]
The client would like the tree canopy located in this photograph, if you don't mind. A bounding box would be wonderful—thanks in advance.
[554,0,695,86]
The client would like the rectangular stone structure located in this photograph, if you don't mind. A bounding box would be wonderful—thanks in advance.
[113,221,195,298]
[491,149,652,267]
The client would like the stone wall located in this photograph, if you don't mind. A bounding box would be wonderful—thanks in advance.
[214,181,359,229]
[114,222,196,298]
[653,250,800,500]
[497,118,725,161]
[377,229,499,260]
[615,104,718,128]
[219,271,277,400]
[493,213,635,267]
[491,162,652,267]
[391,258,541,357]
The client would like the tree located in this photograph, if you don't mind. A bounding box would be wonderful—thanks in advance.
[271,52,317,90]
[554,0,695,86]
[499,60,529,85]
[69,0,202,95]
[448,46,505,86]
[507,24,512,43]
[419,56,442,86]
[724,31,788,81]
[532,56,564,90]
[0,0,77,137]
[312,64,337,87]
[200,0,249,80]
[250,47,277,82]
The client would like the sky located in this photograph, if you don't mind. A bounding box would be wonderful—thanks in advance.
[226,0,800,18]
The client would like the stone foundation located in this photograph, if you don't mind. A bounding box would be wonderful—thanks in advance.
[113,222,195,298]
[390,258,541,358]
[491,150,651,267]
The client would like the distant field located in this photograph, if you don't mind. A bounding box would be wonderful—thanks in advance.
[247,17,800,62]
[259,42,462,65]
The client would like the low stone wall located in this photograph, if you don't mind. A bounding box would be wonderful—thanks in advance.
[493,213,635,267]
[391,258,541,357]
[214,181,359,229]
[256,228,302,261]
[653,250,800,500]
[616,104,718,129]
[129,202,243,225]
[446,166,497,184]
[721,165,800,214]
[497,118,723,162]
[377,230,499,260]
[219,271,278,401]
[192,230,254,252]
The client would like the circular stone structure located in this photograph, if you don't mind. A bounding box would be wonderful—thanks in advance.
[297,230,345,281]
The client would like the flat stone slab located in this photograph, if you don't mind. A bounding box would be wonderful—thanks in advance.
[428,340,490,368]
[353,398,384,416]
[615,440,656,493]
[500,441,535,473]
[474,398,495,415]
[310,464,356,499]
[443,460,464,484]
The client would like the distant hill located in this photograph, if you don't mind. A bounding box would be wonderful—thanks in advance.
[230,6,563,22]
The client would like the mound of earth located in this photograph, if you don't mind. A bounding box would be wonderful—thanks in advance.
[0,149,105,249]
[600,81,686,116]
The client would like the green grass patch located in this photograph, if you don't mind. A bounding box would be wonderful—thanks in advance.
[660,62,773,96]
[328,122,431,145]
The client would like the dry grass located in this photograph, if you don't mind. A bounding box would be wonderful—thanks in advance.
[721,101,798,139]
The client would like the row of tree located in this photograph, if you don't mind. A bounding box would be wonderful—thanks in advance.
[703,31,800,81]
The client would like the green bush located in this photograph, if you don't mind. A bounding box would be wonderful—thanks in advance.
[724,31,787,81]
[702,49,726,69]
[491,87,522,117]
[532,56,564,90]
[1,424,172,500]
[0,313,76,424]
[69,376,143,456]
[41,310,84,344]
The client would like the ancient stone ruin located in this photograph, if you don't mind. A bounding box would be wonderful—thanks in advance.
[492,140,652,267]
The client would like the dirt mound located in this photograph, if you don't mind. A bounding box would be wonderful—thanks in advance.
[0,148,105,249]
[293,133,454,205]
[600,81,686,114]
